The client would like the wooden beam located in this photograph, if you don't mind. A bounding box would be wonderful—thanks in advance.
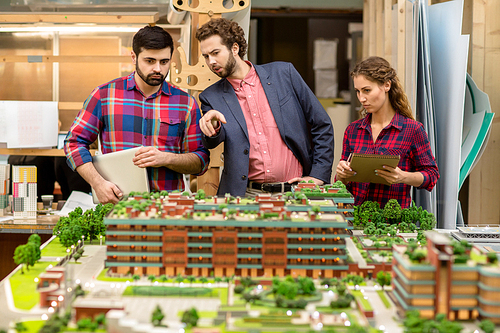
[0,55,130,63]
[384,0,393,64]
[363,0,370,58]
[0,12,159,24]
[58,102,82,110]
[471,0,485,89]
[368,0,377,56]
[375,0,384,56]
[397,0,406,89]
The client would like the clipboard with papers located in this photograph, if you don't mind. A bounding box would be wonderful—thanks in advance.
[346,153,400,186]
[91,147,150,203]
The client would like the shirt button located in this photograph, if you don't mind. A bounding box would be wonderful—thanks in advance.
[258,132,261,135]
[243,149,249,155]
[266,170,270,173]
[263,151,267,154]
[241,175,247,180]
[253,114,257,117]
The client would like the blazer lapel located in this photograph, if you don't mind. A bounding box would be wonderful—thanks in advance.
[221,79,249,141]
[255,65,285,136]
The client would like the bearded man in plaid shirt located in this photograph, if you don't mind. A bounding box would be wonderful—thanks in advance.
[65,25,209,204]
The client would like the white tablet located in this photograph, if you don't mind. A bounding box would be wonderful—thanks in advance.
[91,147,150,203]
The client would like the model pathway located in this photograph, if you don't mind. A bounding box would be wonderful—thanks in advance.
[360,285,402,333]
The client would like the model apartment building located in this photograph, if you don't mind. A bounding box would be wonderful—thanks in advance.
[104,192,354,279]
[392,231,500,324]
[12,165,37,219]
[0,164,9,216]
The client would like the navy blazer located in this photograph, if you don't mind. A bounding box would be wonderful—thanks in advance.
[199,62,334,196]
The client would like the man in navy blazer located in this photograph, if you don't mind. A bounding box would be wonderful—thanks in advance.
[196,18,334,197]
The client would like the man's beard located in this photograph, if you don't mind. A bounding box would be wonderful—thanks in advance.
[136,63,165,86]
[216,53,237,78]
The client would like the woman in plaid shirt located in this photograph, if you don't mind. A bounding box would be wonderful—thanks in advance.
[335,56,439,208]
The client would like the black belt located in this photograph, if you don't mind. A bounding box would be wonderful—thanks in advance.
[248,181,292,193]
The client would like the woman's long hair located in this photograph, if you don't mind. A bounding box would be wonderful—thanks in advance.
[351,56,414,120]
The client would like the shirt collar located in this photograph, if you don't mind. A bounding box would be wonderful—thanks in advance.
[227,61,257,91]
[360,112,404,131]
[126,72,171,96]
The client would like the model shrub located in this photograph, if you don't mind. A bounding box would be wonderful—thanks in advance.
[234,285,245,294]
[354,200,437,232]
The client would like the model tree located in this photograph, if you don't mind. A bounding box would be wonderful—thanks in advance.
[276,279,298,300]
[59,224,84,248]
[53,204,112,247]
[297,276,316,295]
[73,252,82,262]
[13,244,36,273]
[486,252,498,264]
[27,234,41,262]
[175,274,184,285]
[478,319,495,333]
[376,271,392,290]
[14,322,27,332]
[383,199,402,223]
[151,305,165,327]
[186,275,196,286]
[181,307,199,328]
[199,276,208,285]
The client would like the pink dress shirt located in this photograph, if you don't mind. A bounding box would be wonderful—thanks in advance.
[227,62,302,183]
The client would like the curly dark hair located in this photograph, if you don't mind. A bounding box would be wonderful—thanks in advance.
[195,18,247,59]
[351,56,414,120]
[133,25,174,56]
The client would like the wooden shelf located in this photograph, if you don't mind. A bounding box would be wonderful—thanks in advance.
[1,55,130,63]
[0,149,96,157]
[0,12,159,24]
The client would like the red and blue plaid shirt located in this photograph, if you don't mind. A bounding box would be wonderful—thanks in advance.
[64,72,210,192]
[340,112,439,208]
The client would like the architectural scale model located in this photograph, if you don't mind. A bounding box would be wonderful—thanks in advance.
[6,184,499,333]
[12,165,37,219]
[0,163,9,216]
[104,184,355,279]
[452,226,500,243]
[392,230,500,324]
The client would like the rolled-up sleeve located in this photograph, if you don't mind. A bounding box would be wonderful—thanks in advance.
[64,88,102,170]
[183,99,210,176]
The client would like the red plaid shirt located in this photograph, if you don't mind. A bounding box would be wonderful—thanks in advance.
[340,113,439,208]
[65,73,209,192]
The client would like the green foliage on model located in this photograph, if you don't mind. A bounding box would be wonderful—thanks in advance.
[53,203,113,247]
[13,244,36,274]
[194,189,206,200]
[486,252,498,264]
[12,233,43,274]
[181,307,199,328]
[478,319,496,333]
[38,312,71,333]
[383,199,402,222]
[376,271,392,290]
[330,282,354,309]
[14,321,27,332]
[355,200,436,234]
[403,310,463,333]
[151,305,166,327]
[270,276,316,308]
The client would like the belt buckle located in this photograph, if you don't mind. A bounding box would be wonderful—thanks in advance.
[261,183,267,192]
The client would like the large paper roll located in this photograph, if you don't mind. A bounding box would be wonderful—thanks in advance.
[167,1,187,25]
